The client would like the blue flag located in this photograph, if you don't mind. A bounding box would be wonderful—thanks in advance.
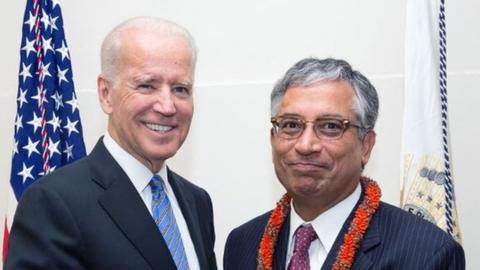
[10,0,86,200]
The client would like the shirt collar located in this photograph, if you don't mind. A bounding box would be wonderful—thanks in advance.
[289,183,361,253]
[103,132,168,194]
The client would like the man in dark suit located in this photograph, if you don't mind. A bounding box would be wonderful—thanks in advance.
[5,17,217,270]
[224,58,464,270]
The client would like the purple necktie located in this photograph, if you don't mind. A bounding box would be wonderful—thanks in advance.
[288,225,318,270]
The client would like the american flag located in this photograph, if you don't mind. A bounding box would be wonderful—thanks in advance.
[3,0,86,261]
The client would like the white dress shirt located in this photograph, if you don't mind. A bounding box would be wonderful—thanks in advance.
[286,184,361,269]
[103,133,200,270]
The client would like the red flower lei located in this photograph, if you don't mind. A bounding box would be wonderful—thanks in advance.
[256,177,381,270]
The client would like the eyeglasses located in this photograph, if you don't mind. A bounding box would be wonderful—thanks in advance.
[270,116,364,140]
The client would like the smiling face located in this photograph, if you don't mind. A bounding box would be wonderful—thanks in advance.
[271,80,375,219]
[97,28,194,172]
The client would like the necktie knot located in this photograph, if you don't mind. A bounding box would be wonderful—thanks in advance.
[150,175,165,200]
[294,225,317,253]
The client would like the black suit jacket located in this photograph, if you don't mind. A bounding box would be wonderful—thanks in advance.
[224,200,465,270]
[5,139,217,270]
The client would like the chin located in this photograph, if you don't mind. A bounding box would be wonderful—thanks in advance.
[148,139,181,152]
[152,150,177,160]
[144,146,177,161]
[292,184,320,197]
[289,176,327,195]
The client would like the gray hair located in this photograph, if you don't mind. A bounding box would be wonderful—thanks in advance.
[271,57,379,139]
[100,16,197,83]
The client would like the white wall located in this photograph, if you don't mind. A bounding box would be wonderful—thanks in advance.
[1,0,479,268]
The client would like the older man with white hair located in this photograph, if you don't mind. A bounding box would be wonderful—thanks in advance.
[5,17,217,270]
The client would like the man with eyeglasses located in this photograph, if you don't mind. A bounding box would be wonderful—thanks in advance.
[223,58,464,270]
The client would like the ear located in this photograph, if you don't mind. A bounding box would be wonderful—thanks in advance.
[270,127,277,145]
[360,130,376,166]
[97,75,113,115]
[270,127,276,159]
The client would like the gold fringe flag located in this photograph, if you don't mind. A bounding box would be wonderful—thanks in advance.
[401,0,461,243]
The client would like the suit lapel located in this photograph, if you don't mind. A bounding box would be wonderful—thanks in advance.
[322,206,355,270]
[87,139,176,270]
[352,208,381,269]
[321,188,381,270]
[168,169,209,270]
[273,213,290,270]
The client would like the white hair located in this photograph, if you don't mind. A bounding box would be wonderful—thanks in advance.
[100,16,197,83]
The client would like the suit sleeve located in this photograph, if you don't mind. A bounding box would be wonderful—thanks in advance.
[423,238,465,270]
[4,184,86,270]
[223,229,237,270]
[204,189,218,270]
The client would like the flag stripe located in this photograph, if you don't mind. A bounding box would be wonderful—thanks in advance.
[2,219,8,263]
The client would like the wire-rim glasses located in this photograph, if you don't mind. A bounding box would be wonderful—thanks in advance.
[270,116,364,140]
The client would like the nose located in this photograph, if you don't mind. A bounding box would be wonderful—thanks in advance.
[152,86,176,116]
[294,124,322,155]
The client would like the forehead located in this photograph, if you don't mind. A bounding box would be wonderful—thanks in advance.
[279,80,355,119]
[118,29,194,74]
[122,28,189,47]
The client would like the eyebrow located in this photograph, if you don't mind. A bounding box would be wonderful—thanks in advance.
[174,81,193,88]
[277,113,302,118]
[131,75,158,84]
[318,113,345,119]
[278,113,346,119]
[130,75,193,87]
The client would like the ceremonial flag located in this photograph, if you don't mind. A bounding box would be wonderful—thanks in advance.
[401,0,461,242]
[2,0,86,262]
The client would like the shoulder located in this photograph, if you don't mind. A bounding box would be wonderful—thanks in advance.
[366,202,465,268]
[25,157,91,197]
[376,202,448,238]
[374,202,463,256]
[224,212,272,270]
[168,169,203,191]
[10,158,91,240]
[226,211,271,249]
[18,153,107,214]
[167,169,215,218]
[376,202,449,237]
[168,169,211,199]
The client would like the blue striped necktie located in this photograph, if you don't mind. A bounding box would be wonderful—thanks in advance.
[150,175,190,270]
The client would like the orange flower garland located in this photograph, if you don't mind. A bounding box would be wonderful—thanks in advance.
[256,177,381,270]
[257,193,291,270]
[332,177,380,270]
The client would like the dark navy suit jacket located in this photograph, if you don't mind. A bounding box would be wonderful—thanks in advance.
[5,139,217,270]
[224,199,465,270]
